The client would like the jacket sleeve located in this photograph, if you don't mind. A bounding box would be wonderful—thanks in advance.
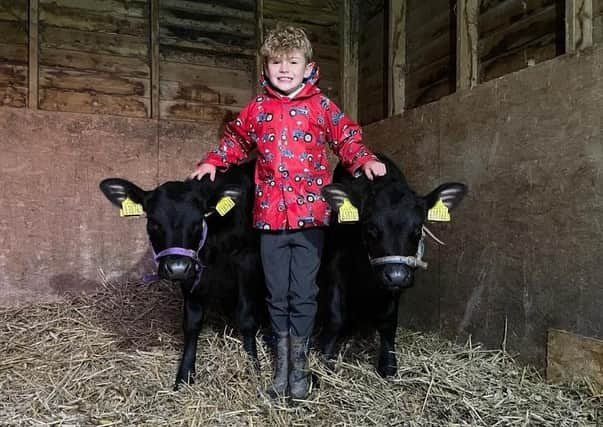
[324,99,377,175]
[198,102,258,169]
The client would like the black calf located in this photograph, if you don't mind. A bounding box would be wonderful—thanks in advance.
[319,153,467,377]
[100,161,265,388]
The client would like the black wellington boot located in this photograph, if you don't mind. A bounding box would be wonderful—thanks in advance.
[289,334,311,400]
[266,331,289,399]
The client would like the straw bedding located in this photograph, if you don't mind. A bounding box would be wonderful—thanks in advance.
[1,279,600,426]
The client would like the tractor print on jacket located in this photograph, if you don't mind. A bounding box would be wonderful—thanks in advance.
[202,64,376,230]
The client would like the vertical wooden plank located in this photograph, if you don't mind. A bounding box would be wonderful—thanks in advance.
[456,0,478,90]
[565,0,593,53]
[255,0,264,95]
[340,0,359,121]
[28,0,39,109]
[388,0,406,116]
[150,0,160,119]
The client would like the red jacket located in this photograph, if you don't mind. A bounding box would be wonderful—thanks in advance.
[201,64,376,230]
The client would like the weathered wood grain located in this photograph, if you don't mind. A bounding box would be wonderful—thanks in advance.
[161,0,254,20]
[161,61,252,91]
[0,63,27,85]
[457,0,479,90]
[565,0,593,53]
[405,0,452,108]
[40,67,150,97]
[0,84,26,107]
[0,43,28,64]
[0,0,27,21]
[480,33,557,81]
[340,0,359,121]
[151,0,159,118]
[160,46,254,71]
[479,0,556,36]
[0,20,28,44]
[41,26,148,58]
[39,87,149,117]
[387,0,405,116]
[29,0,40,109]
[263,0,337,26]
[160,32,255,57]
[40,48,149,77]
[39,4,147,36]
[160,9,255,40]
[39,0,148,19]
[160,80,249,106]
[479,3,558,61]
[159,100,239,122]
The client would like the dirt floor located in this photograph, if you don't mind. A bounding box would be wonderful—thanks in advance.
[1,279,600,426]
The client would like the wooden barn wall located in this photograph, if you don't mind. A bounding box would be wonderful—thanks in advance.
[405,0,454,109]
[363,45,603,367]
[159,0,255,122]
[478,0,564,83]
[0,0,27,108]
[263,0,341,104]
[38,0,151,117]
[358,0,385,125]
[596,0,603,44]
[0,106,221,305]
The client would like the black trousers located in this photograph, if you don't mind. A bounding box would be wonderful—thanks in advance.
[260,228,325,337]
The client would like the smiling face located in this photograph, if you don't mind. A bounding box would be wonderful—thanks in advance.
[265,49,314,95]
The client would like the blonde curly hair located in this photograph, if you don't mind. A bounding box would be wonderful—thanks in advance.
[260,25,313,62]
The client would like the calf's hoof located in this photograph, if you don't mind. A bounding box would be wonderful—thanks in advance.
[174,371,195,390]
[377,355,397,378]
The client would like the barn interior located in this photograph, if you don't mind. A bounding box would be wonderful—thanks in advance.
[0,0,602,423]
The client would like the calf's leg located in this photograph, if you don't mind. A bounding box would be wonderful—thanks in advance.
[236,262,262,369]
[376,295,400,378]
[175,293,203,389]
[319,282,344,365]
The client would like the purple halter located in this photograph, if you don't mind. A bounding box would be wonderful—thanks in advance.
[144,220,208,293]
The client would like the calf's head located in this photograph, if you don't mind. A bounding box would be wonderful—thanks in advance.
[100,178,242,285]
[322,181,466,291]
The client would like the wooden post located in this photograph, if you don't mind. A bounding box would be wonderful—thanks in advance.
[28,0,39,110]
[456,0,479,90]
[340,0,359,121]
[150,0,160,119]
[565,0,593,54]
[387,0,406,116]
[255,0,264,95]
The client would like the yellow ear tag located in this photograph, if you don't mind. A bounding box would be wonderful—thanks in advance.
[338,198,359,223]
[428,199,451,222]
[215,196,235,216]
[120,197,144,217]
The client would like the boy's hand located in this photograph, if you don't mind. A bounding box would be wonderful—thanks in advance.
[362,160,387,180]
[190,163,216,181]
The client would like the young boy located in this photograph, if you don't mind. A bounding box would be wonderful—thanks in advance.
[190,25,386,399]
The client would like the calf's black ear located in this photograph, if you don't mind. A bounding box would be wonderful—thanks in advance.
[99,178,147,208]
[424,182,467,211]
[321,183,353,211]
